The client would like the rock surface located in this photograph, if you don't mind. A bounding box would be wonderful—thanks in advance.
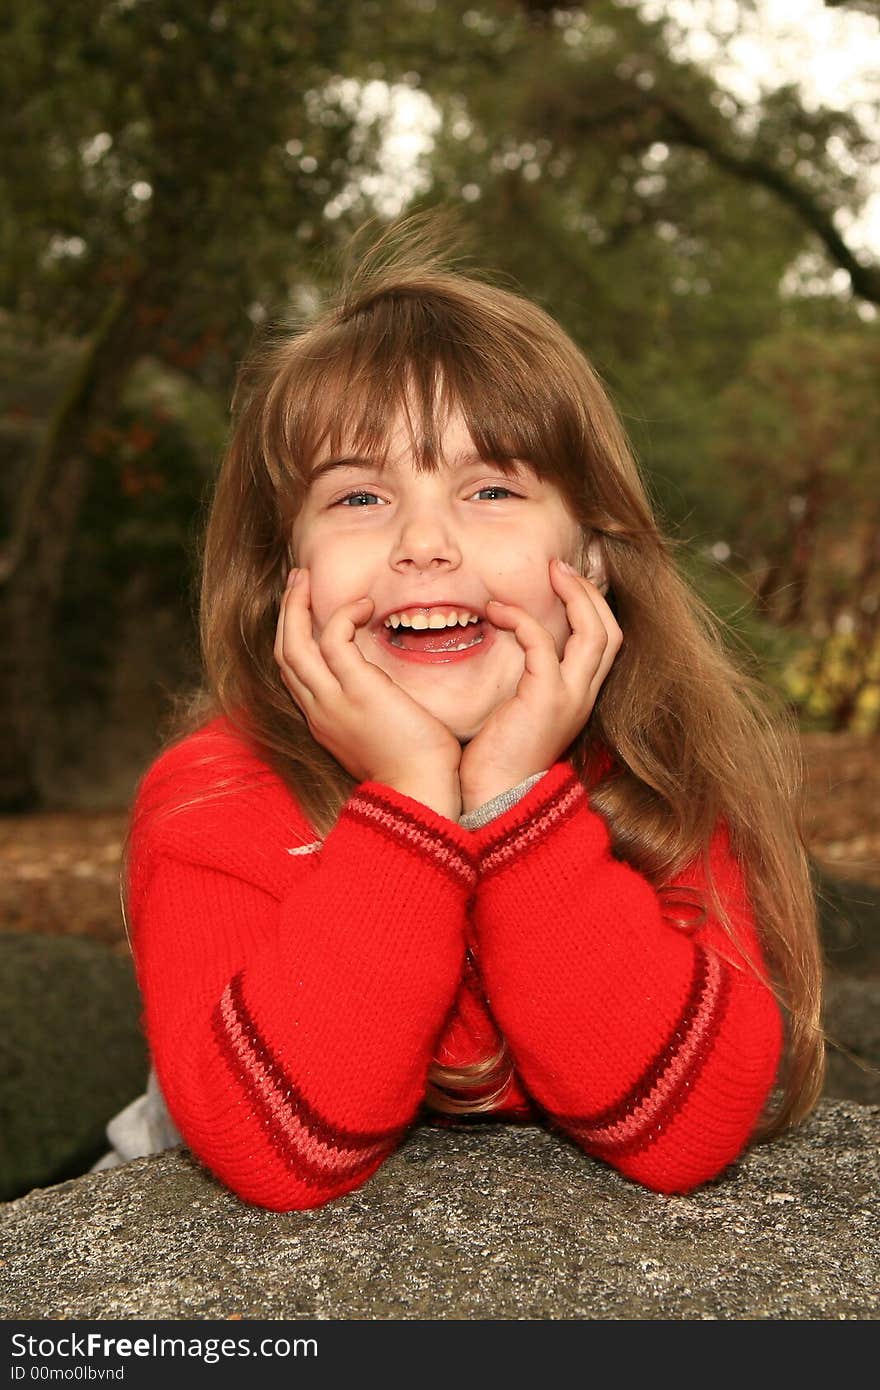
[1,1099,877,1321]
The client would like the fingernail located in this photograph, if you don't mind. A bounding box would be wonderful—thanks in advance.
[293,569,305,586]
[557,558,576,574]
[286,569,298,588]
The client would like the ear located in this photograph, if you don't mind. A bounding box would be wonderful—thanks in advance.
[585,537,610,596]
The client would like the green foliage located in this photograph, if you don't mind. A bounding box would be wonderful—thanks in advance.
[54,370,219,711]
[677,544,808,681]
[718,328,880,508]
[0,0,365,358]
[781,635,880,734]
[705,326,880,731]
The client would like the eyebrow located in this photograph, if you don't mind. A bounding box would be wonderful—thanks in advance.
[308,452,528,485]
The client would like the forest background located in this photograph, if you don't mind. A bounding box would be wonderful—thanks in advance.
[2,0,879,812]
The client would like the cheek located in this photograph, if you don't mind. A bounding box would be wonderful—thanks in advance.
[301,580,342,636]
[298,552,356,630]
[532,578,570,629]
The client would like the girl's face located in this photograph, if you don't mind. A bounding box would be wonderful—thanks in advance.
[290,404,590,744]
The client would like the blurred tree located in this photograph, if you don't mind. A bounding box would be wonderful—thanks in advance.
[0,0,365,807]
[363,0,877,539]
[713,329,880,621]
[711,328,880,728]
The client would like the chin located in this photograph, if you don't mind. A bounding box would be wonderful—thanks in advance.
[442,716,488,745]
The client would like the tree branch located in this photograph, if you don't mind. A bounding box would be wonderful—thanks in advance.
[823,0,879,17]
[657,99,880,304]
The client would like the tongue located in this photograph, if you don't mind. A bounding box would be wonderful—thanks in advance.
[397,620,485,653]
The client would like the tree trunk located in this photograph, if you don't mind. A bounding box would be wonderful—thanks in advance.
[776,478,824,628]
[0,282,147,809]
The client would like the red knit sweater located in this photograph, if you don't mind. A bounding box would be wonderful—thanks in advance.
[126,715,783,1210]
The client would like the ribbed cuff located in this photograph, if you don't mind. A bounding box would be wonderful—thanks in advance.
[458,771,549,831]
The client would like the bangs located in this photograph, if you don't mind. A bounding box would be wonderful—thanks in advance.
[262,285,595,511]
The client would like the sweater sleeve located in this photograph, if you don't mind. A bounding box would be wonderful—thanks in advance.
[128,777,476,1212]
[468,762,784,1194]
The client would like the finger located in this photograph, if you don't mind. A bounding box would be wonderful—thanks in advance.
[578,578,623,675]
[317,594,403,697]
[274,582,314,706]
[550,560,610,648]
[275,569,345,704]
[552,558,620,633]
[484,599,561,690]
[550,560,623,692]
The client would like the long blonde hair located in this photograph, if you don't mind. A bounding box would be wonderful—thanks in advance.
[124,210,825,1136]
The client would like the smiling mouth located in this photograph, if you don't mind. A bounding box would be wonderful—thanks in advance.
[374,617,494,664]
[386,623,486,653]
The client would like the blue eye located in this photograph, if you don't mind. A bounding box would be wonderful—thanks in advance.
[474,486,516,501]
[336,490,379,507]
[333,486,519,507]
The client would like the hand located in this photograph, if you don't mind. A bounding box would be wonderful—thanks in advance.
[274,568,463,789]
[459,557,623,802]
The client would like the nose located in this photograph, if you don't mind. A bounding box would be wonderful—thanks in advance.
[388,502,463,572]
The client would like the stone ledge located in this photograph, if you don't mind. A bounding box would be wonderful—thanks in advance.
[1,1099,878,1320]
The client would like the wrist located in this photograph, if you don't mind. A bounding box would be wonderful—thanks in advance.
[380,775,462,822]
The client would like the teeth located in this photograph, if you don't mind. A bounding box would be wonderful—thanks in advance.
[385,610,481,629]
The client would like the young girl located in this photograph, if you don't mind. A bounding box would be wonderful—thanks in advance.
[93,214,824,1211]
